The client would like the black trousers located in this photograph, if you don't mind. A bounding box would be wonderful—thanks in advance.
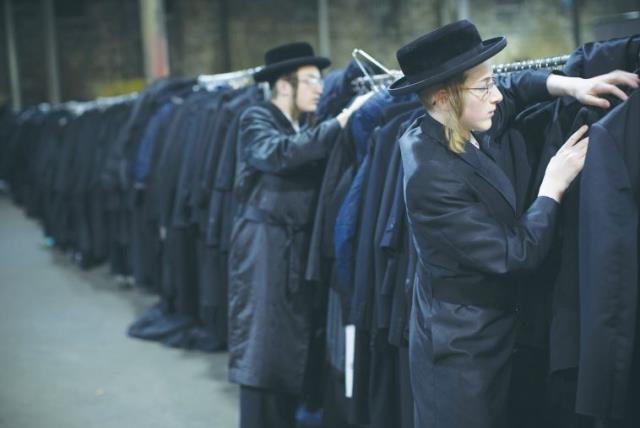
[240,385,297,428]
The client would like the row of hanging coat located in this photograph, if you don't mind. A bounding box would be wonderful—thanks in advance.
[0,72,265,352]
[514,35,640,427]
[1,33,639,428]
[313,35,640,428]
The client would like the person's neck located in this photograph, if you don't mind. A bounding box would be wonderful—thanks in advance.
[426,108,474,147]
[272,97,299,127]
[426,107,447,127]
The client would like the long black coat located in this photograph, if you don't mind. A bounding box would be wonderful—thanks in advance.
[399,71,559,428]
[228,101,341,394]
[577,89,640,423]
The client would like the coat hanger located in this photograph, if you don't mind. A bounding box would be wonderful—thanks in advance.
[197,66,264,91]
[350,48,401,94]
[348,52,571,95]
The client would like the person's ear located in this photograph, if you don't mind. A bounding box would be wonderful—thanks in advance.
[432,89,450,110]
[275,78,292,97]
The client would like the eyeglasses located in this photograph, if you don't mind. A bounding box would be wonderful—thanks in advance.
[298,75,324,87]
[464,77,498,100]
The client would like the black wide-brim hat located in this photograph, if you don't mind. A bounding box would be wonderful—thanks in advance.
[253,42,331,83]
[389,20,506,96]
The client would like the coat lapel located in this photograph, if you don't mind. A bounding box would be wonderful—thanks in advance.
[474,146,517,213]
[421,114,517,213]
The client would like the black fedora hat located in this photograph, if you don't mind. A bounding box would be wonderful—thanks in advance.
[388,20,506,96]
[253,42,331,83]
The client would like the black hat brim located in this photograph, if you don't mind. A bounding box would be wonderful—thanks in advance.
[388,36,507,96]
[253,56,331,83]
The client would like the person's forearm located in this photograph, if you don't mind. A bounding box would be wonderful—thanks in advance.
[336,108,352,128]
[545,73,578,98]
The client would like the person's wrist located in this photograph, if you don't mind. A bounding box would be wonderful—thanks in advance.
[336,110,349,128]
[567,77,581,99]
[547,74,579,98]
[538,179,564,203]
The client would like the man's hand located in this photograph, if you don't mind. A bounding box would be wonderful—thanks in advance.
[539,125,589,202]
[547,70,640,109]
[572,70,640,108]
[336,92,375,128]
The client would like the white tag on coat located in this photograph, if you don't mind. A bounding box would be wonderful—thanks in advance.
[345,325,355,398]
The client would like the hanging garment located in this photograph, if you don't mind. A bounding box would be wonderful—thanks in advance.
[510,36,640,426]
[577,89,640,426]
[347,106,421,427]
[563,35,640,79]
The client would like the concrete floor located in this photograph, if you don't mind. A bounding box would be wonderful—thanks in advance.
[0,196,239,428]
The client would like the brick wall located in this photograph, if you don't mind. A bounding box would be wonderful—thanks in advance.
[12,0,48,106]
[56,0,144,100]
[3,0,638,106]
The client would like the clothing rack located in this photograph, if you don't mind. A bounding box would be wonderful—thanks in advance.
[351,49,401,94]
[352,74,399,94]
[350,50,571,94]
[30,92,140,117]
[197,66,264,90]
[492,55,570,74]
[64,92,140,115]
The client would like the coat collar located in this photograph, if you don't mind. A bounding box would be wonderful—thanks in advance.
[420,112,516,212]
[262,101,298,133]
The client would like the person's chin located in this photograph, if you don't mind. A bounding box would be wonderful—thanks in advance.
[476,119,492,131]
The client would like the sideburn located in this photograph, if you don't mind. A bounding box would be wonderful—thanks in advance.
[291,81,317,127]
[290,82,301,123]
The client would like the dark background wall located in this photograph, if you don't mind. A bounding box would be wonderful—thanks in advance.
[1,0,639,106]
[0,3,8,103]
[55,0,144,101]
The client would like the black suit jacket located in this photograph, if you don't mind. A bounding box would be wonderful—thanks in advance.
[577,89,640,422]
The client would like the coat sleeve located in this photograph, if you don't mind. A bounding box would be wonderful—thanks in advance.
[491,70,552,137]
[239,106,341,174]
[405,160,559,275]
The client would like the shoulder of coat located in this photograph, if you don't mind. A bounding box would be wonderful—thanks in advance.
[239,103,275,123]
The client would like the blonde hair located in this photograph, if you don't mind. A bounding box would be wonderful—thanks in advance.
[419,73,469,154]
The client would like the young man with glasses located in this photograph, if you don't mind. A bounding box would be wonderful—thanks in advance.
[389,20,639,428]
[227,42,371,428]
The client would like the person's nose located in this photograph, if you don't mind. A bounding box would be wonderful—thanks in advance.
[489,84,503,104]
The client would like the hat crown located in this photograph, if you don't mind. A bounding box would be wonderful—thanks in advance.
[396,20,484,78]
[253,41,330,83]
[264,42,316,66]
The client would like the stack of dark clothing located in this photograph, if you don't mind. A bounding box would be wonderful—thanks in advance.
[509,35,640,428]
[306,36,640,428]
[123,82,264,351]
[0,103,16,186]
[1,100,134,264]
[303,83,423,427]
[2,35,640,427]
[0,76,264,353]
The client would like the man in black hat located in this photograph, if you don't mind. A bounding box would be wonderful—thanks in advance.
[227,42,371,428]
[390,20,639,428]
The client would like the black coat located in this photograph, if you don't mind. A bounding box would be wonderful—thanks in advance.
[577,89,640,423]
[399,70,559,428]
[351,105,420,329]
[228,101,341,394]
